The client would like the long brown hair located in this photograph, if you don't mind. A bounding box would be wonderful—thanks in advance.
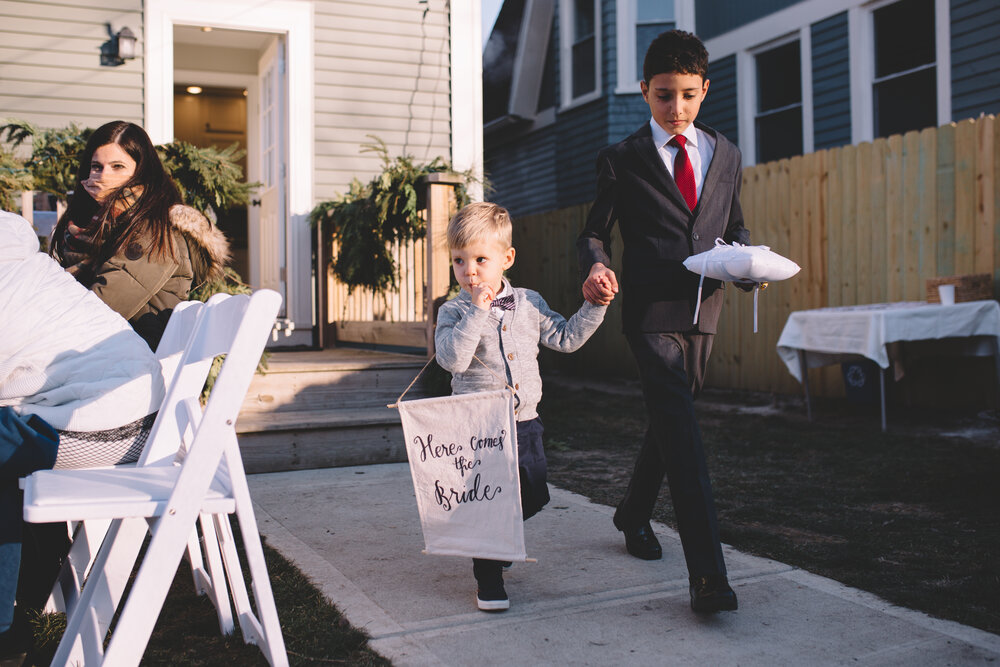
[51,120,182,265]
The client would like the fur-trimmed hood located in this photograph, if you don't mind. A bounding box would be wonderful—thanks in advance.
[168,204,230,284]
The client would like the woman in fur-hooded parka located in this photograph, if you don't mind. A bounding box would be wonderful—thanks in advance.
[50,121,229,350]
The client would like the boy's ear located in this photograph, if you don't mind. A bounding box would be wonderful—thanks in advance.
[502,246,516,270]
[702,78,710,97]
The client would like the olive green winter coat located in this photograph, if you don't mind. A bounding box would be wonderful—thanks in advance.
[83,204,229,349]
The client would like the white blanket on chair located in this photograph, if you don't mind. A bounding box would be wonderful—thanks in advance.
[0,210,164,431]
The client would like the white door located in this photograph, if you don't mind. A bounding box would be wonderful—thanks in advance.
[254,36,287,314]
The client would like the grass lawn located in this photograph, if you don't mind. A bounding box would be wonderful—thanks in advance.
[539,376,1000,636]
[24,538,390,666]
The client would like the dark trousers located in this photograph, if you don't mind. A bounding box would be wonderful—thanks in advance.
[617,332,727,578]
[473,417,547,589]
[0,409,59,632]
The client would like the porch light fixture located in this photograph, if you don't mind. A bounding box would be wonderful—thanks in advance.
[113,27,138,63]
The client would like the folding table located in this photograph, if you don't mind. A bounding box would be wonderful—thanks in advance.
[776,300,1000,430]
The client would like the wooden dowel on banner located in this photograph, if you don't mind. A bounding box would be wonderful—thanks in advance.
[420,551,537,562]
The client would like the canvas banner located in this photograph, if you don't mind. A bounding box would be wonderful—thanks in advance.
[398,389,526,561]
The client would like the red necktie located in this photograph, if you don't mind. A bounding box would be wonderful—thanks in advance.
[670,135,697,211]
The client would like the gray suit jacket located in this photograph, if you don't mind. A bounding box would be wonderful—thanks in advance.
[578,121,750,334]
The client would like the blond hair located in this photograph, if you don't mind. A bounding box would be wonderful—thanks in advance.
[446,202,513,250]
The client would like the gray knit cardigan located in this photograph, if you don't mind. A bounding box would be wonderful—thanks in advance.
[434,278,607,421]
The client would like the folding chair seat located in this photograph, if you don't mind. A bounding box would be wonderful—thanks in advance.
[22,289,287,666]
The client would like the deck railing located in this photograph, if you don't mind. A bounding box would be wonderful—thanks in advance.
[319,173,461,354]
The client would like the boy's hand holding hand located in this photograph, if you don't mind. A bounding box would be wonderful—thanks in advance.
[583,263,618,306]
[470,282,496,310]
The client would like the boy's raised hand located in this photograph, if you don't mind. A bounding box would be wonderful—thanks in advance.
[470,282,496,310]
[583,263,618,306]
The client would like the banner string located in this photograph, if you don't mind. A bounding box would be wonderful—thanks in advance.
[388,354,517,408]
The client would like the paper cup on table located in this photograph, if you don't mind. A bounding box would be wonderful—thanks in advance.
[937,284,955,305]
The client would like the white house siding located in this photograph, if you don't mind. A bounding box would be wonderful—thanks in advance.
[0,0,144,133]
[312,0,453,202]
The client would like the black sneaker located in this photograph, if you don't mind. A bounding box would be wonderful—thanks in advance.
[476,585,510,611]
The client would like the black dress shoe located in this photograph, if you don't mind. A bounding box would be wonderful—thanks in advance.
[689,574,738,612]
[613,516,662,560]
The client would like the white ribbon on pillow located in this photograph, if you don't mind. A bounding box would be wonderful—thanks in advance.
[684,238,801,332]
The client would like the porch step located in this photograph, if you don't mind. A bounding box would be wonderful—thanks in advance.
[236,348,437,472]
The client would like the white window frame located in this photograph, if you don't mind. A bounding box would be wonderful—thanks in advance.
[849,0,950,144]
[704,0,950,165]
[614,0,695,94]
[451,1,485,201]
[741,31,813,165]
[560,0,602,109]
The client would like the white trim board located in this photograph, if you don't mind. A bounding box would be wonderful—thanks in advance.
[145,0,314,334]
[450,0,485,201]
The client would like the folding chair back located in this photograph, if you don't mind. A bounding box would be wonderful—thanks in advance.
[142,293,232,466]
[44,298,207,615]
[23,289,287,666]
[155,298,206,385]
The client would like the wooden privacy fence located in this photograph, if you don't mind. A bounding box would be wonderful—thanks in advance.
[508,115,1000,398]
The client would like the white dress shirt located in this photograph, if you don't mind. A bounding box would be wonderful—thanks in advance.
[649,119,716,200]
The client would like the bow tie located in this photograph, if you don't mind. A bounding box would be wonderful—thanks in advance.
[490,294,515,310]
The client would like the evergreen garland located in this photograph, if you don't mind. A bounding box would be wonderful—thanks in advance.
[309,136,474,296]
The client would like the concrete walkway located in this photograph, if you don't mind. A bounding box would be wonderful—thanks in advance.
[249,464,1000,666]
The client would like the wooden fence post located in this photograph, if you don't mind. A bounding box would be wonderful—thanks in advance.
[421,173,463,357]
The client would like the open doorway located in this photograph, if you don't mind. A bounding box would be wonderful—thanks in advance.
[173,82,250,281]
[145,0,313,347]
[172,25,287,316]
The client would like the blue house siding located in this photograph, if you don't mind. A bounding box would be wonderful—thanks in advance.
[699,54,738,145]
[485,128,559,217]
[811,12,851,150]
[950,0,1000,121]
[556,97,611,209]
[694,0,800,40]
[608,92,650,144]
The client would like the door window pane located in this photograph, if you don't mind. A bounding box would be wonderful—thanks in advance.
[875,67,937,137]
[755,40,803,162]
[874,0,934,78]
[872,0,936,137]
[635,0,674,80]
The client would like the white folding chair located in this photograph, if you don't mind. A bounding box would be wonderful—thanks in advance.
[43,299,207,613]
[43,298,238,634]
[22,289,287,666]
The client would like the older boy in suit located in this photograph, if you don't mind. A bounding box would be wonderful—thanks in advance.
[578,29,753,613]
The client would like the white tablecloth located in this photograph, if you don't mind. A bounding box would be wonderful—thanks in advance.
[776,300,1000,382]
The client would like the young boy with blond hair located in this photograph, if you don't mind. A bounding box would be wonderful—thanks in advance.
[435,201,609,611]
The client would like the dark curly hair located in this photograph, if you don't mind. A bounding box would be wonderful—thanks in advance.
[642,29,709,83]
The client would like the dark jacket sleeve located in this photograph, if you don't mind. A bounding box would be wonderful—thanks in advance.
[577,148,618,282]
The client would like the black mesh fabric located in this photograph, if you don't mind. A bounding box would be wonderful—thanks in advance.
[54,412,157,469]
